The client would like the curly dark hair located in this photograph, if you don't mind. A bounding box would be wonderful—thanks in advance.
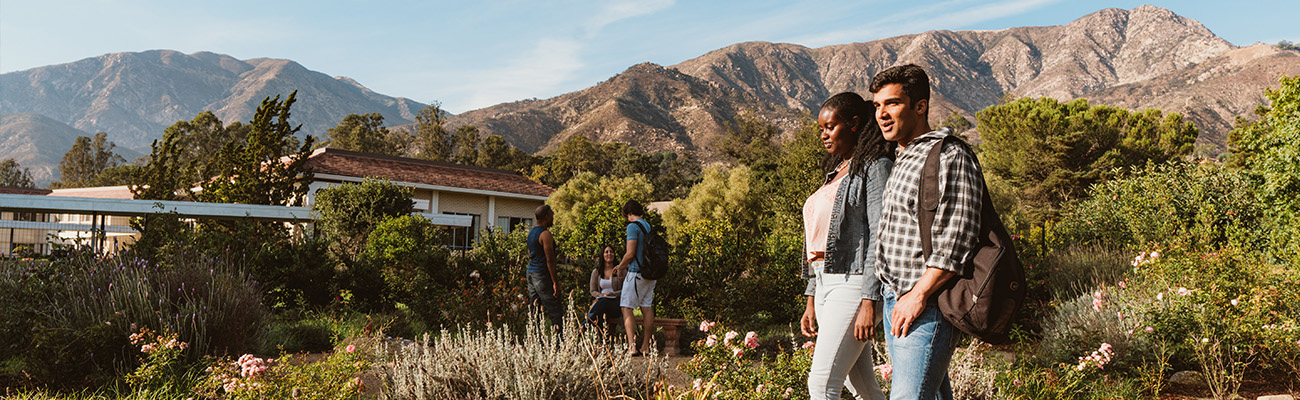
[820,92,892,176]
[868,64,930,107]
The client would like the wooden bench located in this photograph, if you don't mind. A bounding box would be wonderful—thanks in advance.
[632,317,688,355]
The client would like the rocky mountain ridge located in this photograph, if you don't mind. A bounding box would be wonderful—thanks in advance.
[4,5,1298,185]
[456,5,1294,157]
[0,50,426,152]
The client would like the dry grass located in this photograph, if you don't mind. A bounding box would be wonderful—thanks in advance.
[376,308,666,400]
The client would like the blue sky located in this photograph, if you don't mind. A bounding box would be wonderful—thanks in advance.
[2,0,1297,113]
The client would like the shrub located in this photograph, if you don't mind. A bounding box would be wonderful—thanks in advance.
[659,219,802,329]
[196,341,374,400]
[0,251,267,388]
[1053,162,1262,253]
[1035,244,1129,304]
[378,310,660,399]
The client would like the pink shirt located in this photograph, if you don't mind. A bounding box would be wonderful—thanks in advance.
[803,172,846,260]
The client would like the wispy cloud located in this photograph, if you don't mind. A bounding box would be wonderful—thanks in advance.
[789,0,1061,47]
[453,0,675,110]
[585,0,676,36]
[459,38,584,110]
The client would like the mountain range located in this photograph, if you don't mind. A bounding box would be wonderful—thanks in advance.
[3,5,1298,186]
[455,5,1298,154]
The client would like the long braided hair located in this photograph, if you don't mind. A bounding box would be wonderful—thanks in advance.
[819,92,892,177]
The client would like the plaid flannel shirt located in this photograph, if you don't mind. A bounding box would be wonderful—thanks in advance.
[875,128,983,296]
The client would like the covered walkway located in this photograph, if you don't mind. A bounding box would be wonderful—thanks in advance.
[0,193,471,254]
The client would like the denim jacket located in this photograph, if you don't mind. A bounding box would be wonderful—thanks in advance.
[802,155,893,300]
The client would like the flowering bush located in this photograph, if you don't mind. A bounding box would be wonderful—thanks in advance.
[196,341,373,400]
[675,321,811,400]
[125,326,191,391]
[0,250,266,388]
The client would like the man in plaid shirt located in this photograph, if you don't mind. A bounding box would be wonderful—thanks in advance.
[870,64,982,400]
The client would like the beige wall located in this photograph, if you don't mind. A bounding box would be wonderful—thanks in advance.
[495,197,543,221]
[437,191,490,216]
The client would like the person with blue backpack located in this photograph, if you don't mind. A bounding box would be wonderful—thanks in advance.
[616,200,656,356]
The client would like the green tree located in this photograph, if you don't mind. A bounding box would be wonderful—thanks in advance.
[323,113,404,156]
[92,165,141,187]
[663,164,763,238]
[132,127,192,200]
[132,111,252,200]
[412,104,452,161]
[714,112,781,166]
[313,178,415,267]
[761,116,825,224]
[0,159,35,188]
[939,111,973,134]
[450,125,482,165]
[977,97,1197,224]
[196,91,315,206]
[547,171,653,232]
[179,111,251,167]
[363,214,449,311]
[50,132,126,188]
[1229,75,1300,211]
[528,134,606,188]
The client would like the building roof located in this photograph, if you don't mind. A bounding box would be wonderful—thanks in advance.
[0,187,51,196]
[49,185,135,199]
[304,148,554,198]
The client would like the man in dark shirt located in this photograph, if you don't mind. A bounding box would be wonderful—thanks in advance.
[526,204,563,332]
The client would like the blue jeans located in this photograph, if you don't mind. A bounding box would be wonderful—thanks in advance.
[882,286,958,400]
[527,272,563,332]
[585,297,621,338]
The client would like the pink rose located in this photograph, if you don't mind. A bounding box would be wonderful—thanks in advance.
[1145,326,1154,334]
[699,321,716,332]
[743,332,760,349]
[801,341,815,350]
[1230,299,1239,306]
[732,348,744,357]
[346,345,356,353]
[724,331,739,344]
[705,335,717,347]
[874,364,893,380]
[1177,287,1191,296]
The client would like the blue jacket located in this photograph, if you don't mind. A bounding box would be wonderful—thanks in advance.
[803,156,893,300]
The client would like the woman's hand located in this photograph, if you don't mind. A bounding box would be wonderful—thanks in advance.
[853,299,876,342]
[800,296,818,337]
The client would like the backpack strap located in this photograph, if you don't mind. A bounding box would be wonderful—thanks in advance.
[917,135,1006,273]
[917,135,956,259]
[632,220,650,267]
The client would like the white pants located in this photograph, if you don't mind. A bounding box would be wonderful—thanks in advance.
[807,261,886,400]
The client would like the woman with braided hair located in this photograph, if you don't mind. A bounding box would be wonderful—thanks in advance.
[799,92,894,400]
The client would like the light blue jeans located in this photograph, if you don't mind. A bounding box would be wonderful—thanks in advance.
[881,286,959,400]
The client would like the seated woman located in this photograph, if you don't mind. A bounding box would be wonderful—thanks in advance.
[586,245,624,339]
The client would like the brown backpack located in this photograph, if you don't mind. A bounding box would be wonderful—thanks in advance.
[917,135,1026,345]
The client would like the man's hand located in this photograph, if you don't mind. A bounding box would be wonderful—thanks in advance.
[800,296,818,337]
[889,291,926,338]
[853,299,876,342]
[552,282,562,297]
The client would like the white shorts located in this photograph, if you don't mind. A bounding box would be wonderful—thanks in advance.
[619,271,656,309]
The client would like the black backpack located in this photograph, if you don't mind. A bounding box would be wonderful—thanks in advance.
[632,221,670,280]
[918,135,1027,345]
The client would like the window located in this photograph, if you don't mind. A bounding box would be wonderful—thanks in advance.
[442,212,481,250]
[496,217,533,234]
